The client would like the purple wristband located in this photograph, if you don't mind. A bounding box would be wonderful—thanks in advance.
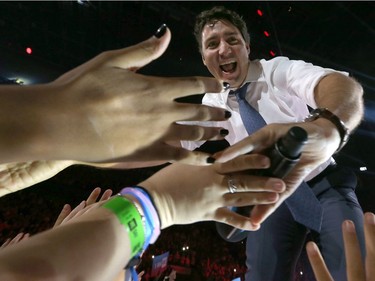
[120,187,161,246]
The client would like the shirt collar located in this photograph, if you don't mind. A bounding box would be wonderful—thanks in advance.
[224,60,263,98]
[244,59,262,83]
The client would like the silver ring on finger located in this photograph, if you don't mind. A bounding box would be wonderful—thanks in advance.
[227,175,238,194]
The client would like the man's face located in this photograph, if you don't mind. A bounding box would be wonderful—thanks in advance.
[201,20,250,88]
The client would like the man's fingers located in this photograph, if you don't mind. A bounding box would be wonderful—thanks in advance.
[105,25,171,69]
[212,124,291,163]
[306,242,334,281]
[212,135,258,163]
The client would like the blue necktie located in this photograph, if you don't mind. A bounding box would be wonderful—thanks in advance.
[232,83,323,232]
[232,83,266,134]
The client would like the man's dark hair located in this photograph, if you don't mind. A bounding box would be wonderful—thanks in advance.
[194,6,250,53]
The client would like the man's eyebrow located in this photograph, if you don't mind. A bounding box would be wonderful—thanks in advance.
[204,34,219,43]
[204,31,240,43]
[224,31,241,37]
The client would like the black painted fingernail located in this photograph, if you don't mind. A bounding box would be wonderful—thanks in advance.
[223,82,230,90]
[220,129,229,136]
[206,157,216,164]
[154,24,167,38]
[225,110,232,119]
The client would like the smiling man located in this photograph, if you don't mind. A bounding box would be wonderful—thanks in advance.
[200,19,250,88]
[180,6,366,281]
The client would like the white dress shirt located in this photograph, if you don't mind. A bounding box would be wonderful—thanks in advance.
[181,56,347,180]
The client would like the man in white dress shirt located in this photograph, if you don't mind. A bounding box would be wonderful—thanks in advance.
[182,6,366,281]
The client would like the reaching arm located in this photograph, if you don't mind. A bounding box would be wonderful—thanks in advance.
[211,73,365,224]
[309,73,364,153]
[313,73,364,133]
[0,153,284,281]
[0,25,229,167]
[0,25,233,196]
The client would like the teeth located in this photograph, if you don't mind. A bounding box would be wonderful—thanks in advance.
[220,62,236,73]
[220,61,236,66]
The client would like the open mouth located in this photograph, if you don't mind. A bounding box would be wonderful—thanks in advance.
[220,62,237,73]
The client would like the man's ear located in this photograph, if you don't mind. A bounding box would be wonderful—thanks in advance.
[246,44,250,55]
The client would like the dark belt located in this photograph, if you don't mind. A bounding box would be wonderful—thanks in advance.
[306,163,358,197]
[307,163,338,186]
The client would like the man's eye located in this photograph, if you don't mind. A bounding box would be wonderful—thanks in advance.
[207,42,218,49]
[228,38,239,44]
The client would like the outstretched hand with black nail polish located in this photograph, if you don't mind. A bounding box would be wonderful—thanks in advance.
[50,24,231,164]
[0,24,231,196]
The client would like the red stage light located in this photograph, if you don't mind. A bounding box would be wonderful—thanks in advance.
[270,50,276,57]
[26,47,32,55]
[257,9,263,16]
[264,31,270,37]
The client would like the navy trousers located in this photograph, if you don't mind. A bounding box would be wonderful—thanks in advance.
[245,165,365,281]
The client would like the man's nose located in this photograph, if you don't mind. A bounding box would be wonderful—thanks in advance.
[218,41,231,56]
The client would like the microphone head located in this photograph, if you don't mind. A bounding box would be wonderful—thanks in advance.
[278,126,308,159]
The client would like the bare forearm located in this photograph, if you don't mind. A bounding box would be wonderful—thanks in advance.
[0,208,131,281]
[314,73,364,132]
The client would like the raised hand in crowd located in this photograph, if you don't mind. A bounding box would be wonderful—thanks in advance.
[53,186,131,281]
[0,232,30,250]
[307,212,375,281]
[0,187,112,249]
[53,187,113,227]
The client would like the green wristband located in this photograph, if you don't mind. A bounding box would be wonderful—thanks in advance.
[103,196,145,256]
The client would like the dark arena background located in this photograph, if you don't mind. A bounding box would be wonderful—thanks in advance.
[0,2,374,280]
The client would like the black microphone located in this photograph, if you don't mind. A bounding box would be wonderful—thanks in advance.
[216,126,308,242]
